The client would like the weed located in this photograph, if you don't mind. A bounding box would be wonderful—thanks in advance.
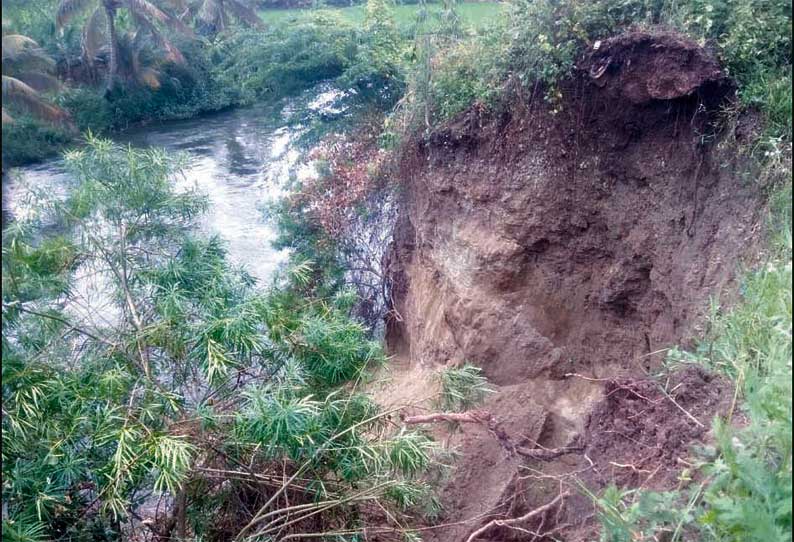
[434,363,494,412]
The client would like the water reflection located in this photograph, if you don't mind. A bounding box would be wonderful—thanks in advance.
[4,83,351,285]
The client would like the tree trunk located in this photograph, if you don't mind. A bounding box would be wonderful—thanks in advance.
[103,2,119,96]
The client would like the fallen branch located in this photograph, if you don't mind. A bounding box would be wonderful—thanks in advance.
[465,491,571,542]
[609,461,653,474]
[402,411,492,425]
[516,445,584,461]
[403,411,583,460]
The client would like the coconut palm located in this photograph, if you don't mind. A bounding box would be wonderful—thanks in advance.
[176,0,264,34]
[115,29,177,89]
[2,34,69,124]
[56,0,192,94]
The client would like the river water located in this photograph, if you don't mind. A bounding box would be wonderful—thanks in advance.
[3,83,351,284]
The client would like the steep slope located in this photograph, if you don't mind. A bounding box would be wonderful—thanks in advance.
[384,31,765,541]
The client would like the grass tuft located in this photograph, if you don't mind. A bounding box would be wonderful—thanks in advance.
[434,363,494,412]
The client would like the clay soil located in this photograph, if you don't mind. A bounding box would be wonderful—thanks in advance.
[380,30,766,542]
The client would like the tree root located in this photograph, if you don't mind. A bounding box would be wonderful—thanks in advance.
[464,491,571,542]
[402,411,493,425]
[402,409,583,460]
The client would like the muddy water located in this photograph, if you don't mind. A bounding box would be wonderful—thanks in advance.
[3,83,351,283]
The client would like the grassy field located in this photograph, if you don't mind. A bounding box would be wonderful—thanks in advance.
[259,2,505,30]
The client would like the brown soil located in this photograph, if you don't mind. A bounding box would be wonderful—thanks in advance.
[382,30,765,541]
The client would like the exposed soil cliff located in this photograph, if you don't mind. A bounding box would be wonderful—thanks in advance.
[383,31,764,541]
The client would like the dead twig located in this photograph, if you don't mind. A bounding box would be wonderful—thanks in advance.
[403,410,583,460]
[609,462,653,474]
[402,411,493,425]
[657,385,706,428]
[465,491,571,542]
[516,445,584,461]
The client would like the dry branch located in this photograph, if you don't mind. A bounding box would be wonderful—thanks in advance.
[402,410,583,460]
[464,491,571,542]
[516,445,584,461]
[402,411,492,425]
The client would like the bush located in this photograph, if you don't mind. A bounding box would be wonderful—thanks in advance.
[211,14,360,102]
[338,0,407,106]
[2,138,439,540]
[1,116,72,167]
[429,41,498,120]
[56,88,114,134]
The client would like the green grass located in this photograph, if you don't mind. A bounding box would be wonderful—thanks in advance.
[259,1,505,31]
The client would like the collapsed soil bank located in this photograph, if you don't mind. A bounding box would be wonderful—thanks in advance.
[384,31,764,541]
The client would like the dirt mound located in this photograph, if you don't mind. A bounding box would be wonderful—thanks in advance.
[585,366,732,488]
[384,30,765,541]
[587,30,733,105]
[387,28,760,384]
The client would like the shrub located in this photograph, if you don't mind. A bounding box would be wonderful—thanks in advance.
[211,14,360,102]
[339,0,407,106]
[1,116,72,167]
[2,137,440,540]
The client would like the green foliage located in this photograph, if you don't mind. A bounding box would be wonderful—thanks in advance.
[434,363,493,411]
[55,38,240,134]
[428,41,498,120]
[210,14,356,104]
[2,138,439,539]
[698,417,792,541]
[2,228,76,302]
[339,0,406,105]
[587,485,699,542]
[670,0,792,140]
[256,2,503,30]
[1,115,71,166]
[408,0,791,140]
[405,0,672,126]
[211,10,407,107]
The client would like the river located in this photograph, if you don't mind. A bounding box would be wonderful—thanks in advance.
[2,83,352,284]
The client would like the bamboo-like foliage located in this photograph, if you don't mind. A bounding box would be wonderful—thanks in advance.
[435,363,494,412]
[2,137,440,540]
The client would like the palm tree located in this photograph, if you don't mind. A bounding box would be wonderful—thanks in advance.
[2,34,69,125]
[115,30,178,89]
[177,0,264,34]
[56,0,192,94]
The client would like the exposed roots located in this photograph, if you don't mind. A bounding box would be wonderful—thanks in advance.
[464,491,571,542]
[402,409,583,460]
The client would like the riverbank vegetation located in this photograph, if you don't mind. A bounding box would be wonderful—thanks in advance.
[2,0,791,540]
[1,0,501,167]
[2,136,440,540]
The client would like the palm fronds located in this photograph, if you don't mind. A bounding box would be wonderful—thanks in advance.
[2,34,68,124]
[1,75,68,123]
[56,0,95,28]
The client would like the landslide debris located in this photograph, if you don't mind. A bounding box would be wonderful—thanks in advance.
[384,30,762,542]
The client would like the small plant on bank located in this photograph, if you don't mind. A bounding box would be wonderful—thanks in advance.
[434,363,494,412]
